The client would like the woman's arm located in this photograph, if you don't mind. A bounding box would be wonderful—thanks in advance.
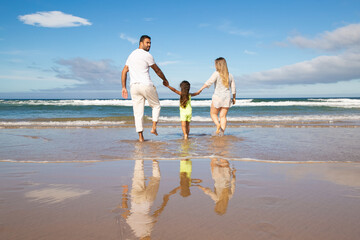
[230,74,236,104]
[167,85,181,95]
[192,72,218,96]
[190,91,201,97]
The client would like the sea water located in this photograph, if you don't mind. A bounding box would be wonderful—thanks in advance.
[1,98,360,128]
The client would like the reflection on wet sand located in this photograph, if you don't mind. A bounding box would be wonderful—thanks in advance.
[25,184,91,204]
[206,135,242,157]
[114,160,167,239]
[198,158,236,215]
[166,159,203,198]
[280,163,360,189]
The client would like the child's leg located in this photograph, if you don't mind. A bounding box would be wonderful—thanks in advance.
[186,121,190,135]
[181,121,188,139]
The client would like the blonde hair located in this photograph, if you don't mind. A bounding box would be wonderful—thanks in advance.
[214,188,230,215]
[215,57,229,88]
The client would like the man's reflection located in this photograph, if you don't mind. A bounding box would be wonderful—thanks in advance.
[115,160,166,240]
[198,158,236,215]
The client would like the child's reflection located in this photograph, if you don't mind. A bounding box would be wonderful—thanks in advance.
[114,160,168,240]
[167,159,202,197]
[198,158,236,215]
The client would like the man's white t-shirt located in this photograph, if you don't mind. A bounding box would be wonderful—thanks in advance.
[125,49,155,86]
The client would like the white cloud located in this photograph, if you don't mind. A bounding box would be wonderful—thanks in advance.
[239,51,360,85]
[244,50,256,55]
[18,11,91,28]
[53,58,122,90]
[158,61,179,66]
[120,33,138,45]
[240,23,360,86]
[288,23,360,51]
[144,18,154,22]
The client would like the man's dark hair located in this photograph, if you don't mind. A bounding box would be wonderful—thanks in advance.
[139,35,151,44]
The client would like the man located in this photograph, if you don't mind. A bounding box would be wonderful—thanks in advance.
[121,35,169,142]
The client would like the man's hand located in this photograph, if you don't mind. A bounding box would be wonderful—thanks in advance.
[163,79,169,87]
[122,88,128,99]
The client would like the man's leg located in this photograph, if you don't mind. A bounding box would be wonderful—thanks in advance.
[130,85,145,142]
[145,85,161,136]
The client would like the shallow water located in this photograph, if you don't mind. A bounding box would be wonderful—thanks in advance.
[1,127,359,163]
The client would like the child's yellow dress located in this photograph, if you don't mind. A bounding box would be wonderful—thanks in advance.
[180,95,192,122]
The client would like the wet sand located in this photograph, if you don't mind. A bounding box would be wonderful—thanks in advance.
[1,127,360,239]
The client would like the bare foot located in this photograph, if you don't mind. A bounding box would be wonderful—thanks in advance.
[138,132,145,142]
[183,134,188,140]
[151,128,158,136]
[216,125,221,134]
[218,128,224,137]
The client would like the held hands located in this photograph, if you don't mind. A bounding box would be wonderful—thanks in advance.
[193,89,202,96]
[163,79,169,87]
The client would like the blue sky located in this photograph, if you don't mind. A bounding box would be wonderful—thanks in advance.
[1,0,360,99]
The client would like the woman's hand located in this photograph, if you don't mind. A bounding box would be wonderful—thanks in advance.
[232,98,236,105]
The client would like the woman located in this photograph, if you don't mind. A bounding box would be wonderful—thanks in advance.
[197,158,236,215]
[199,57,236,134]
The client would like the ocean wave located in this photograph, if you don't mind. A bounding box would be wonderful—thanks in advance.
[159,115,360,122]
[2,98,360,108]
[1,114,359,128]
[0,120,125,127]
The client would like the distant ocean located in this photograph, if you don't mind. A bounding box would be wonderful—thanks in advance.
[1,98,360,128]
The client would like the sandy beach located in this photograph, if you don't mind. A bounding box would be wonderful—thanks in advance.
[1,126,360,239]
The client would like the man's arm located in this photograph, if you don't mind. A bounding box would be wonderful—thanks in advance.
[121,65,129,99]
[151,64,169,87]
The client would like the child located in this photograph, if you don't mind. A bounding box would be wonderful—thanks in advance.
[167,81,201,139]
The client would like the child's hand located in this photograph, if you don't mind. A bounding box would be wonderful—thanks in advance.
[163,79,169,87]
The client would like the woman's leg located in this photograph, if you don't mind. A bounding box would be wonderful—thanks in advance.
[181,121,188,139]
[210,104,221,133]
[219,107,229,132]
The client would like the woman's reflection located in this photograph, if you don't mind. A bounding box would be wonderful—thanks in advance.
[198,158,236,215]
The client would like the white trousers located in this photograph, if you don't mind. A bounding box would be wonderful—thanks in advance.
[130,84,161,133]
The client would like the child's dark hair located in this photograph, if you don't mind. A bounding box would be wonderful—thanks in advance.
[180,81,190,108]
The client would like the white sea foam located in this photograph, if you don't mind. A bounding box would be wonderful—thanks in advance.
[1,115,359,127]
[158,115,360,122]
[2,98,359,108]
[0,121,125,127]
